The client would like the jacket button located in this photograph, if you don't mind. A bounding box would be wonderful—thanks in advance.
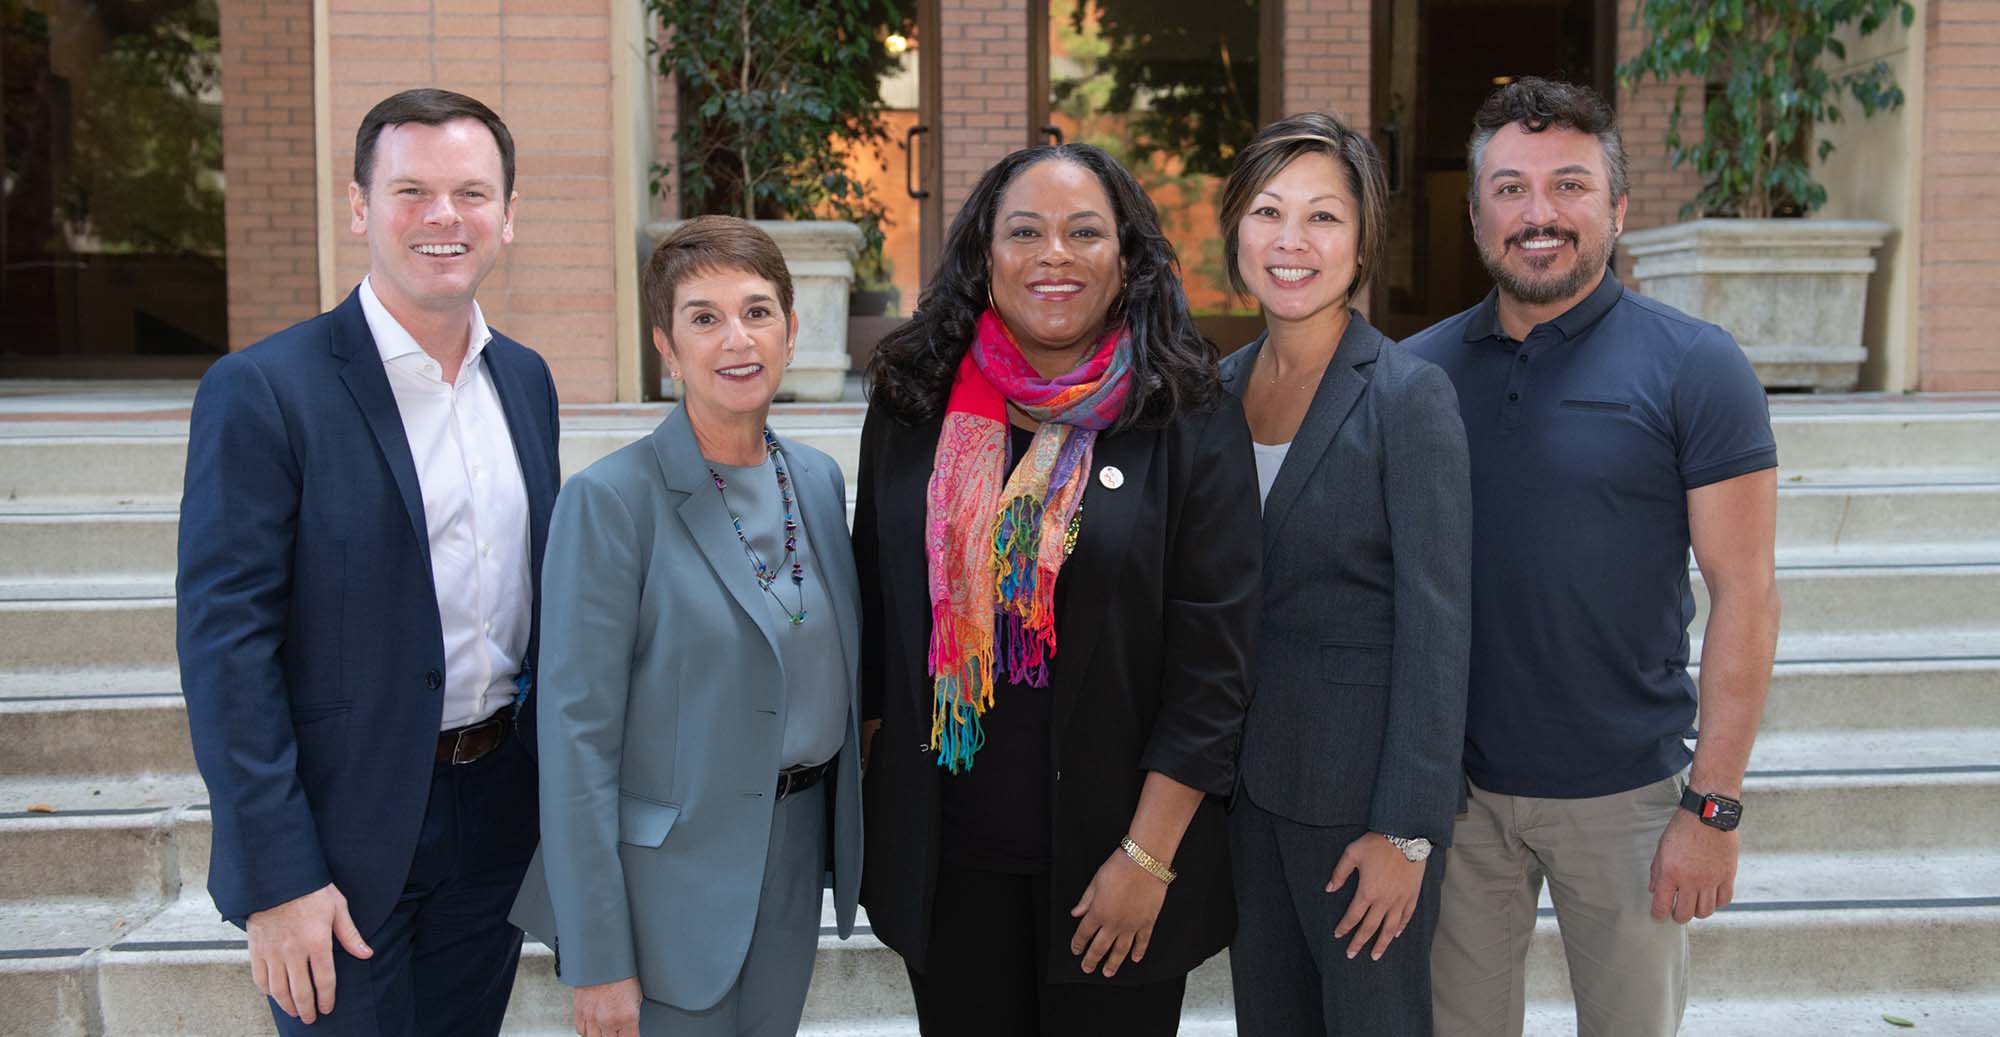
[425,669,443,690]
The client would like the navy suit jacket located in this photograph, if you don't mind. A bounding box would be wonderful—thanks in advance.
[176,289,561,935]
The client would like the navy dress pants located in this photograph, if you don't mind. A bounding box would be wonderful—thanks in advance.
[270,731,538,1036]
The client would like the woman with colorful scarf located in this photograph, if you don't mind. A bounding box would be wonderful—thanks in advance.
[853,143,1261,1034]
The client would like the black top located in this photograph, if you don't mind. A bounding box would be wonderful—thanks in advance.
[939,425,1057,872]
[854,393,1260,983]
[1404,272,1777,799]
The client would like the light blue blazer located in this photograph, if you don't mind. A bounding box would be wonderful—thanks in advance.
[510,404,863,1011]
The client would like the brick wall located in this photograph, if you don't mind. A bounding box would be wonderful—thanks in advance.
[937,0,1030,221]
[325,0,621,402]
[1919,0,2000,390]
[1615,0,1706,266]
[219,1,320,348]
[1282,0,1371,133]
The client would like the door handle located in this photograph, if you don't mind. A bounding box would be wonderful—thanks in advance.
[906,124,931,200]
[1042,123,1064,145]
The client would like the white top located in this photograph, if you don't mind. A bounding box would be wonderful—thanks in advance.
[359,277,533,731]
[1253,440,1291,511]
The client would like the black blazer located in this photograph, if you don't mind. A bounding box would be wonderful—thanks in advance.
[1219,313,1472,844]
[853,392,1262,983]
[177,290,561,932]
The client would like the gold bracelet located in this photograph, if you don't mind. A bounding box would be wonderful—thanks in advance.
[1119,835,1177,885]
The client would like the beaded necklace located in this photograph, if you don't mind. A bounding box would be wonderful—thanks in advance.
[707,428,808,626]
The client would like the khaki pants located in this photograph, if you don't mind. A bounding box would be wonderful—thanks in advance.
[1431,771,1690,1037]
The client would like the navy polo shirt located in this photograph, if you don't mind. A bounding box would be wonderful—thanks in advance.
[1405,271,1776,799]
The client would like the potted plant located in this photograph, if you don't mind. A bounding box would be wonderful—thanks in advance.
[1618,0,1914,391]
[645,0,907,401]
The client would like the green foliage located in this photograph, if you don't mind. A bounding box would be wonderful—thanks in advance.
[1619,0,1914,218]
[647,0,907,260]
[1052,0,1262,179]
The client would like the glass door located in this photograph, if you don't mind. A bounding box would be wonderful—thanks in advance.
[1035,0,1272,353]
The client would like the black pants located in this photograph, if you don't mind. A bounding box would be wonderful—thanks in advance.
[1228,794,1446,1037]
[906,868,1188,1037]
[270,732,538,1036]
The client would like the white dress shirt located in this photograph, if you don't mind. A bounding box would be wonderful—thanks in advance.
[359,277,533,730]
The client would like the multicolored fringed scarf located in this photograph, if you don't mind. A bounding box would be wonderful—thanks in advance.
[924,310,1132,773]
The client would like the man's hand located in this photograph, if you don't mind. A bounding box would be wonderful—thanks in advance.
[572,976,643,1037]
[1328,833,1426,961]
[1068,850,1170,978]
[245,883,373,1023]
[1650,808,1738,923]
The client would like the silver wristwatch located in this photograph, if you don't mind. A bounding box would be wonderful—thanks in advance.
[1384,835,1433,862]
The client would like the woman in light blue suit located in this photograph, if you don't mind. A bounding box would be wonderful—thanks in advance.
[511,216,863,1037]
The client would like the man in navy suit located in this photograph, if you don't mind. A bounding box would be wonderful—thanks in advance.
[177,88,561,1035]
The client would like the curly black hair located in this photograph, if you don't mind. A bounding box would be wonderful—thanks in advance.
[865,143,1219,431]
[1467,77,1627,208]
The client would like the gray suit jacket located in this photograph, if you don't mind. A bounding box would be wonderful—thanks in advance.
[510,405,863,1010]
[1221,313,1472,844]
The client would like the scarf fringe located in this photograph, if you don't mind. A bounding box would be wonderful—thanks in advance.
[927,607,995,773]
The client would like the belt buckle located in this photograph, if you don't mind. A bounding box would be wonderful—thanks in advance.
[450,715,500,766]
[776,769,796,801]
[450,728,480,766]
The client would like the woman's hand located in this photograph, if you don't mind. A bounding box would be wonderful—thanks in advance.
[1068,850,1169,978]
[859,718,882,771]
[572,976,642,1037]
[1327,833,1426,961]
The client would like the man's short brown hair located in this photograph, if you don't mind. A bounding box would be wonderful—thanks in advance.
[643,216,795,339]
[1218,111,1389,306]
[354,88,515,199]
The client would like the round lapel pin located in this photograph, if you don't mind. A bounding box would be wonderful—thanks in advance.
[1098,465,1124,490]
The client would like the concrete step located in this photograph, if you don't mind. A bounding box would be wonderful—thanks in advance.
[1776,481,2000,564]
[6,478,1997,584]
[1,658,1986,789]
[8,895,1994,1036]
[1749,658,2000,732]
[5,402,1996,502]
[1772,404,2000,482]
[1691,563,2000,654]
[0,694,193,780]
[0,505,180,581]
[3,561,1988,680]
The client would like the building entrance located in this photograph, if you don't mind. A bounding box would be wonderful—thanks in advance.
[1369,0,1612,338]
[1,0,227,377]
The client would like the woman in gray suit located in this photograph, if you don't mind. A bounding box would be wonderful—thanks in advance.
[511,216,863,1037]
[1217,113,1473,1034]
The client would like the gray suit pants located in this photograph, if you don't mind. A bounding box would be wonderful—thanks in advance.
[639,782,826,1036]
[1229,794,1446,1036]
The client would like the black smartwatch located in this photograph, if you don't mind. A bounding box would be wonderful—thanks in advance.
[1680,787,1743,831]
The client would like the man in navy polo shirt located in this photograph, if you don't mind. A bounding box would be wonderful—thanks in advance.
[1408,78,1781,1036]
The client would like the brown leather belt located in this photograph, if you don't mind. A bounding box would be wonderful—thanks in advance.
[437,710,512,766]
[776,760,832,801]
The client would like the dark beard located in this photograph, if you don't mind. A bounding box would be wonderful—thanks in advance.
[1478,220,1617,306]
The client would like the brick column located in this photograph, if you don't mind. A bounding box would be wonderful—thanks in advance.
[325,0,622,402]
[1614,0,1705,261]
[1282,0,1371,133]
[220,1,321,348]
[937,0,1030,222]
[1919,0,2000,390]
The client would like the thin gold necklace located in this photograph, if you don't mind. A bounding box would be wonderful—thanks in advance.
[1262,347,1323,390]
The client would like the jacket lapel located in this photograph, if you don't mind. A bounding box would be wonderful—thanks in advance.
[1048,428,1154,752]
[330,290,432,571]
[484,339,556,582]
[1259,316,1383,557]
[786,440,861,710]
[655,407,784,665]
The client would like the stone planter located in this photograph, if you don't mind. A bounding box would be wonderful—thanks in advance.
[1621,219,1892,392]
[644,219,863,402]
